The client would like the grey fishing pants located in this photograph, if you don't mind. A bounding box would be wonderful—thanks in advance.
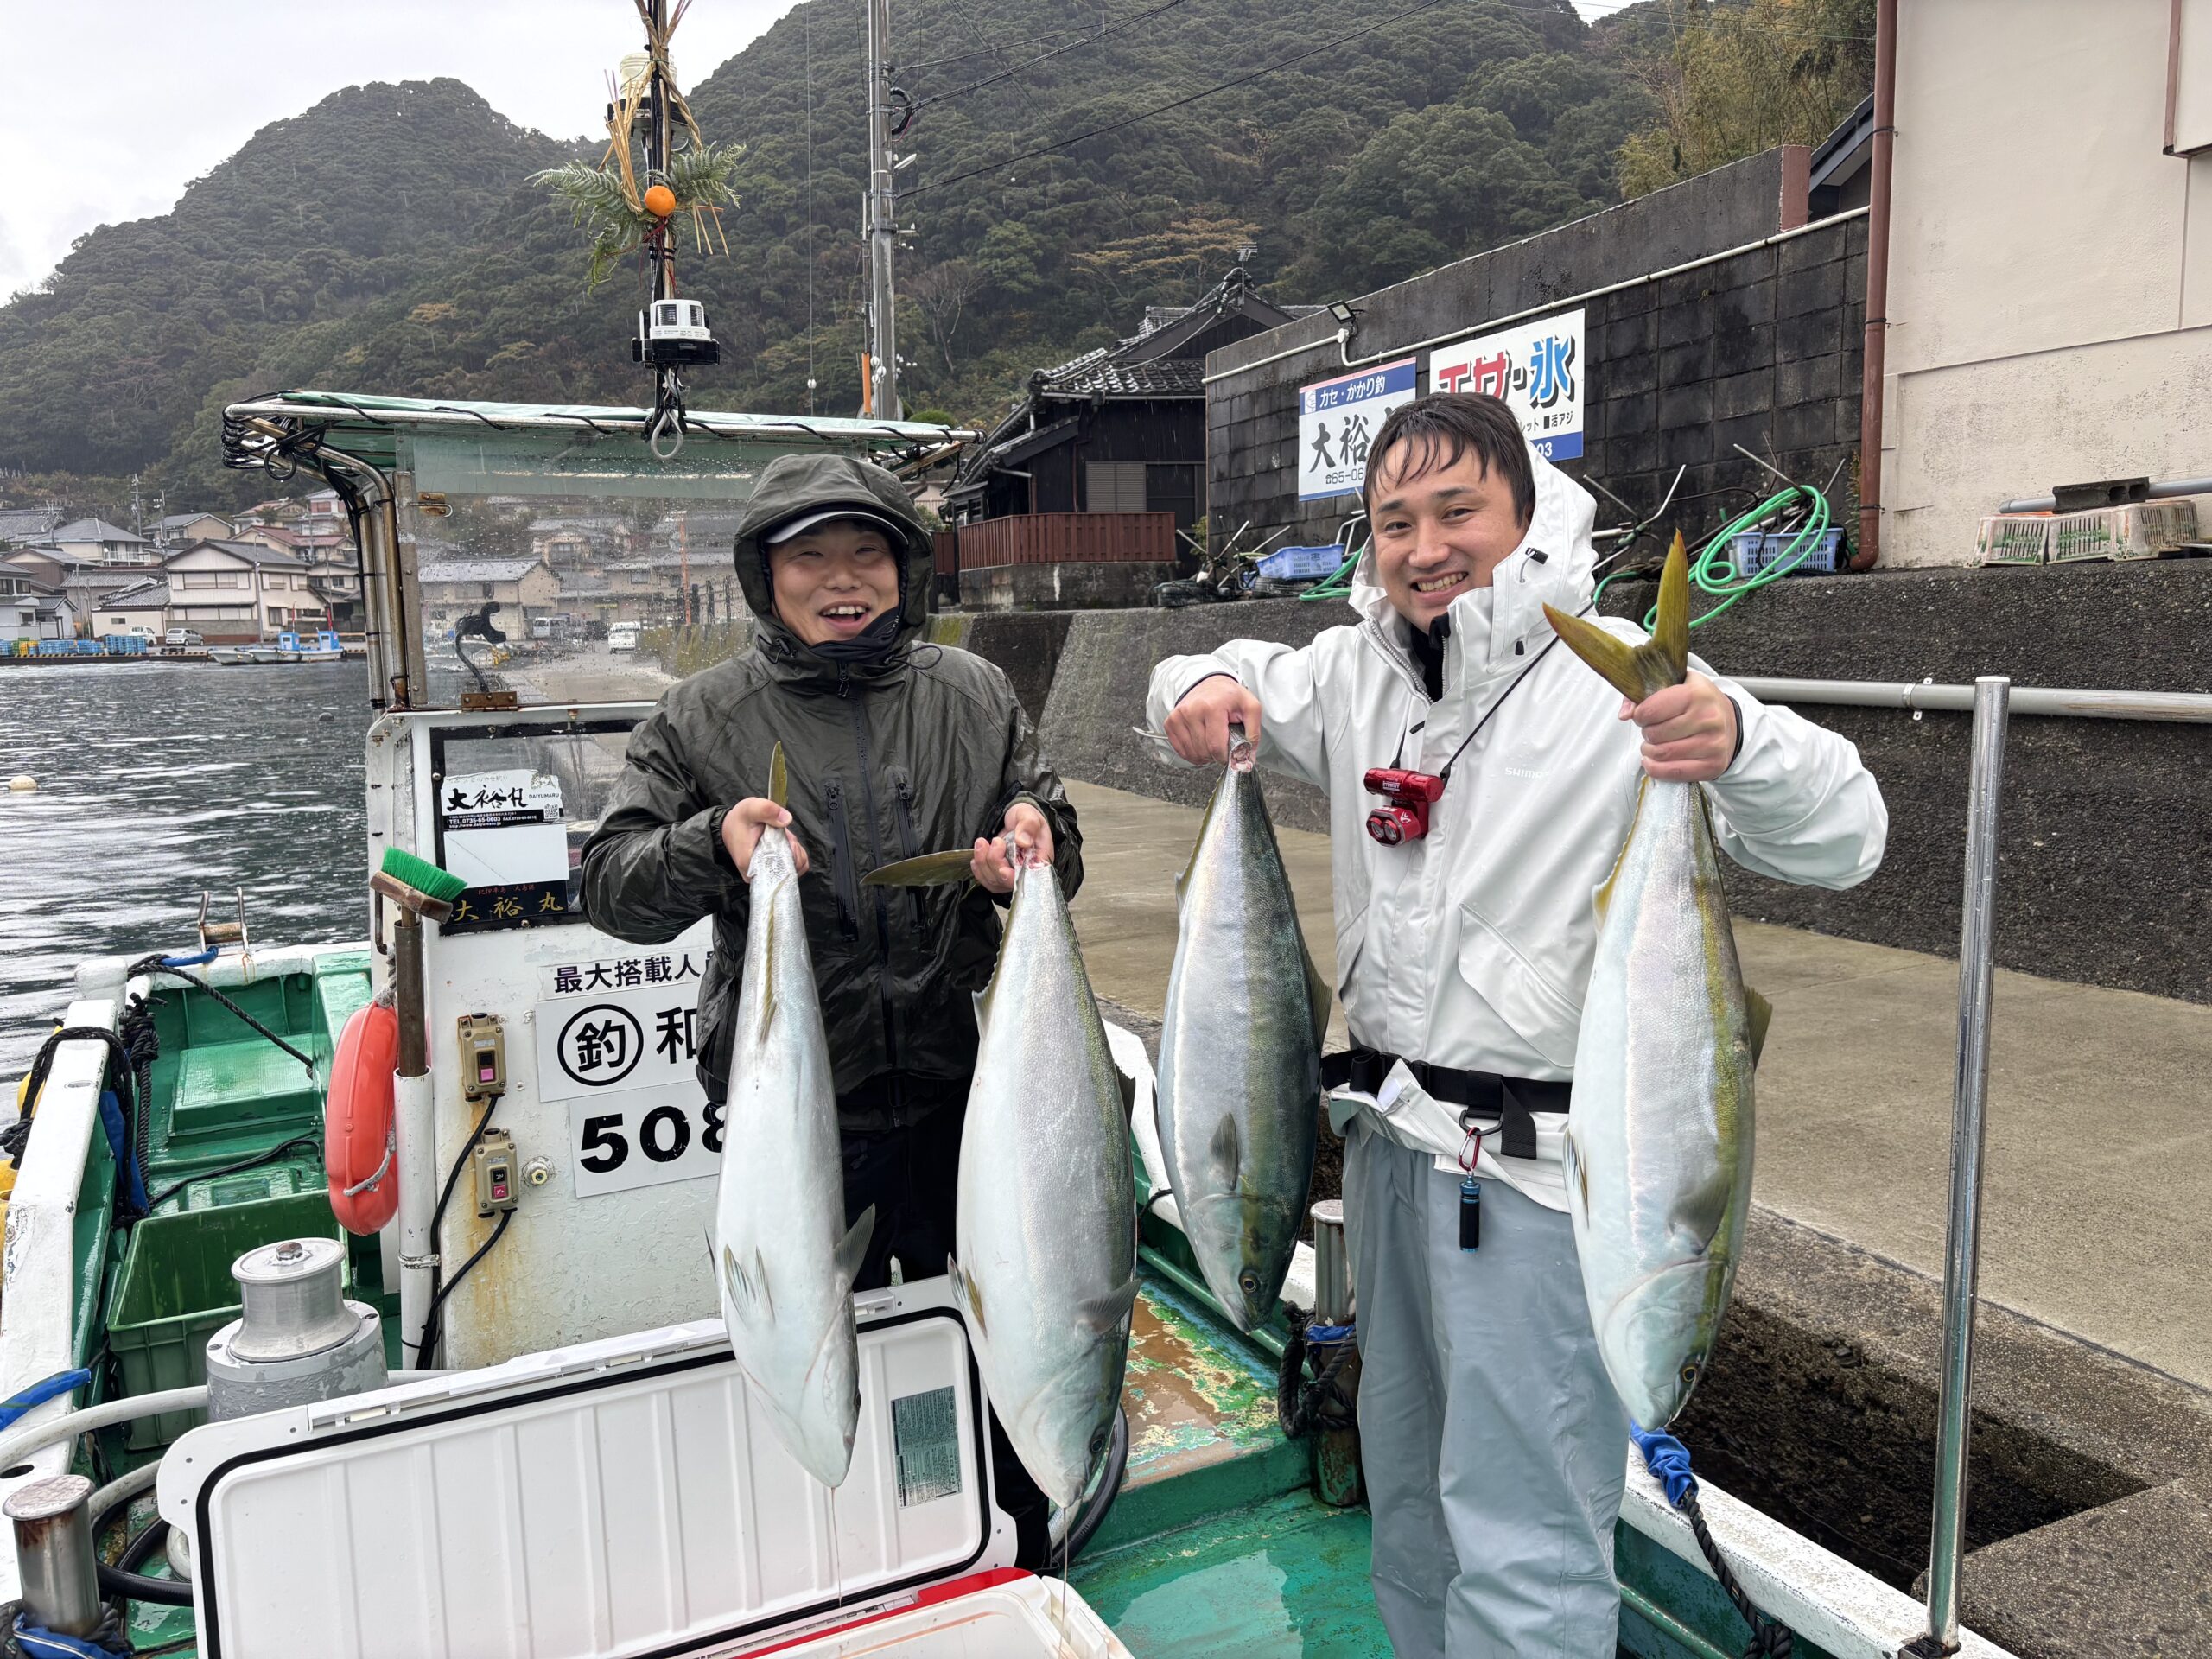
[1344,1121,1630,1658]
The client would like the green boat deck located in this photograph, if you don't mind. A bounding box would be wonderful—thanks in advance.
[60,955,1819,1659]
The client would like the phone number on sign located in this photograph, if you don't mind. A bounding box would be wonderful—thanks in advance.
[568,1096,725,1198]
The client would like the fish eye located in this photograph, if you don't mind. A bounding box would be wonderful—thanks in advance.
[1237,1269,1262,1297]
[1680,1363,1700,1386]
[1089,1426,1109,1457]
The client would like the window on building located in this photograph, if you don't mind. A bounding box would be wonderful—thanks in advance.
[481,583,495,599]
[1147,463,1199,530]
[1086,461,1147,514]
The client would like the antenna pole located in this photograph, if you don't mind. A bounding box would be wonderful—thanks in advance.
[650,0,672,310]
[864,0,902,420]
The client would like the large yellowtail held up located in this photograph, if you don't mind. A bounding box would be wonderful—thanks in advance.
[713,743,874,1486]
[867,843,1137,1506]
[1542,537,1770,1428]
[1155,734,1327,1332]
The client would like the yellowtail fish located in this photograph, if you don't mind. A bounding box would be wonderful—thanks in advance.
[1155,734,1327,1332]
[1542,537,1770,1428]
[714,742,874,1486]
[867,846,1136,1506]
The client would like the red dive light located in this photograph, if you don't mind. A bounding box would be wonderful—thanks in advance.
[1363,767,1447,845]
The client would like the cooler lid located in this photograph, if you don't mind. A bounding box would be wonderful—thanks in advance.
[161,1281,1004,1657]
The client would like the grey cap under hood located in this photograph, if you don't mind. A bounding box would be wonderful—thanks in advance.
[733,453,937,635]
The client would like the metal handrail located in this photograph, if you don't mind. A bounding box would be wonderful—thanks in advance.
[1736,677,2212,724]
[1911,677,2011,1656]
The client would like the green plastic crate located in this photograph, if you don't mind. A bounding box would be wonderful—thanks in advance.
[106,1192,348,1450]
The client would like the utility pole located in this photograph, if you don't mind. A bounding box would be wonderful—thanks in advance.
[648,0,673,318]
[863,0,902,420]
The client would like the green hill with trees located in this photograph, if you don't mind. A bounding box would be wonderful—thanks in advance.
[0,0,1872,512]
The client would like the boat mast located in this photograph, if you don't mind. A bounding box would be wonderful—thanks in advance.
[864,0,903,420]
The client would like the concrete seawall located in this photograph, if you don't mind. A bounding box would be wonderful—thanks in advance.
[988,559,2212,1003]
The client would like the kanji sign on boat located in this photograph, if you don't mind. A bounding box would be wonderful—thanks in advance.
[1298,357,1418,500]
[1429,308,1585,461]
[535,951,723,1197]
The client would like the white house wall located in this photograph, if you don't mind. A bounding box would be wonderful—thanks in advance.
[1886,0,2212,565]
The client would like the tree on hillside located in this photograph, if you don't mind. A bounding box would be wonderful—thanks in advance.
[1616,0,1876,199]
[1076,213,1264,294]
[905,258,988,371]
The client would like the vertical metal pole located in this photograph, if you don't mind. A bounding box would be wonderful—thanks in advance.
[7,1474,103,1637]
[1923,674,2010,1653]
[649,0,672,309]
[865,0,902,421]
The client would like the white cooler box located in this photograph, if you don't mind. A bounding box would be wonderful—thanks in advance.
[157,1280,1129,1658]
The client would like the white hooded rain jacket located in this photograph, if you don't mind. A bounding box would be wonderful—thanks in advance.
[1144,452,1887,1210]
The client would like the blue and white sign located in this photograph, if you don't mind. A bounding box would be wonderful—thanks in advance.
[1298,357,1418,500]
[1429,309,1585,461]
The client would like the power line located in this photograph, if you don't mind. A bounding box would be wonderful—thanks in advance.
[804,2,817,412]
[907,0,1463,198]
[908,0,1192,112]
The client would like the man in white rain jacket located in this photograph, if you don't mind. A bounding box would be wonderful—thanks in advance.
[1147,393,1885,1657]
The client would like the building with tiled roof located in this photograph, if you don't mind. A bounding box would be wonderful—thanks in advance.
[947,264,1314,531]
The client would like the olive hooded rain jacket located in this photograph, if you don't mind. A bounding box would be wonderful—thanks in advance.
[582,454,1083,1129]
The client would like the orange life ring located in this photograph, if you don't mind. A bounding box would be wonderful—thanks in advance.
[326,1001,400,1234]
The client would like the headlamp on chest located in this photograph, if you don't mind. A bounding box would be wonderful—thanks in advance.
[1363,767,1446,845]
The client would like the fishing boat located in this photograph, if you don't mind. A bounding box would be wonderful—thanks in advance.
[0,391,2016,1659]
[204,647,249,667]
[276,630,343,664]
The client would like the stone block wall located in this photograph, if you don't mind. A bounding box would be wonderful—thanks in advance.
[1205,146,1866,556]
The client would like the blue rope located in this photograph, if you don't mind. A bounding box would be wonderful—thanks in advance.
[13,1611,130,1656]
[1304,1322,1355,1345]
[1630,1421,1698,1507]
[1630,1421,1793,1657]
[158,948,219,968]
[96,1090,149,1217]
[0,1368,92,1433]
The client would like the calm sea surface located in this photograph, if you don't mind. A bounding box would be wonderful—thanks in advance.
[0,660,372,1074]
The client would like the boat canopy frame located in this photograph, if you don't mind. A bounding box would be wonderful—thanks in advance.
[223,391,972,711]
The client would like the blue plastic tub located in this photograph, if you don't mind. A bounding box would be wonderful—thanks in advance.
[1728,528,1847,576]
[1258,544,1351,581]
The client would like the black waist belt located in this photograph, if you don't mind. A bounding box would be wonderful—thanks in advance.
[1320,1047,1571,1160]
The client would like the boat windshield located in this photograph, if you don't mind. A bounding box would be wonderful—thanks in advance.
[223,392,968,710]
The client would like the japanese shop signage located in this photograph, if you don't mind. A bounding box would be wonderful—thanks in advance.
[1429,309,1584,461]
[440,766,571,933]
[1297,357,1418,501]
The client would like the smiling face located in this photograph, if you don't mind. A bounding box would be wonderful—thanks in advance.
[1368,440,1534,632]
[766,519,902,646]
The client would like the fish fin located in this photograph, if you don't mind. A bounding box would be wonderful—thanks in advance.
[1206,1112,1242,1193]
[1073,1274,1141,1336]
[1542,533,1692,702]
[768,741,788,810]
[1561,1127,1588,1222]
[947,1253,987,1339]
[1648,531,1691,685]
[864,849,980,887]
[834,1205,876,1288]
[721,1243,773,1327]
[1592,790,1642,924]
[1667,1165,1734,1255]
[1745,985,1773,1066]
[971,987,988,1039]
[1300,931,1332,1052]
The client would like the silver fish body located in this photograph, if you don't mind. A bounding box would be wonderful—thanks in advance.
[950,860,1136,1509]
[713,825,874,1488]
[1155,763,1325,1332]
[1560,778,1756,1429]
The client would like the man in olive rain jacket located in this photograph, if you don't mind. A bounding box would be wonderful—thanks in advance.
[582,451,1081,1560]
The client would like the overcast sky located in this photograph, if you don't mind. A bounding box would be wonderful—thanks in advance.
[0,0,800,301]
[0,0,1628,303]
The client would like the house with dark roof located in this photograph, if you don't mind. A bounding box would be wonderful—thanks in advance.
[947,266,1316,532]
[162,538,324,643]
[47,518,154,566]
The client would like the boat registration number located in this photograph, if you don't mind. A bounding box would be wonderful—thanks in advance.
[563,1093,723,1198]
[535,952,722,1198]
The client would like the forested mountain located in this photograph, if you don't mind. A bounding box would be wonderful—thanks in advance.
[1,0,1674,508]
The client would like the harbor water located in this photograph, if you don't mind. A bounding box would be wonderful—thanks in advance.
[0,660,372,1075]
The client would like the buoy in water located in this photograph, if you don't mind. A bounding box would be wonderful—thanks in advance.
[7,777,34,792]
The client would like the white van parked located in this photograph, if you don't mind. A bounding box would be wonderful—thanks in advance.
[607,623,641,653]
